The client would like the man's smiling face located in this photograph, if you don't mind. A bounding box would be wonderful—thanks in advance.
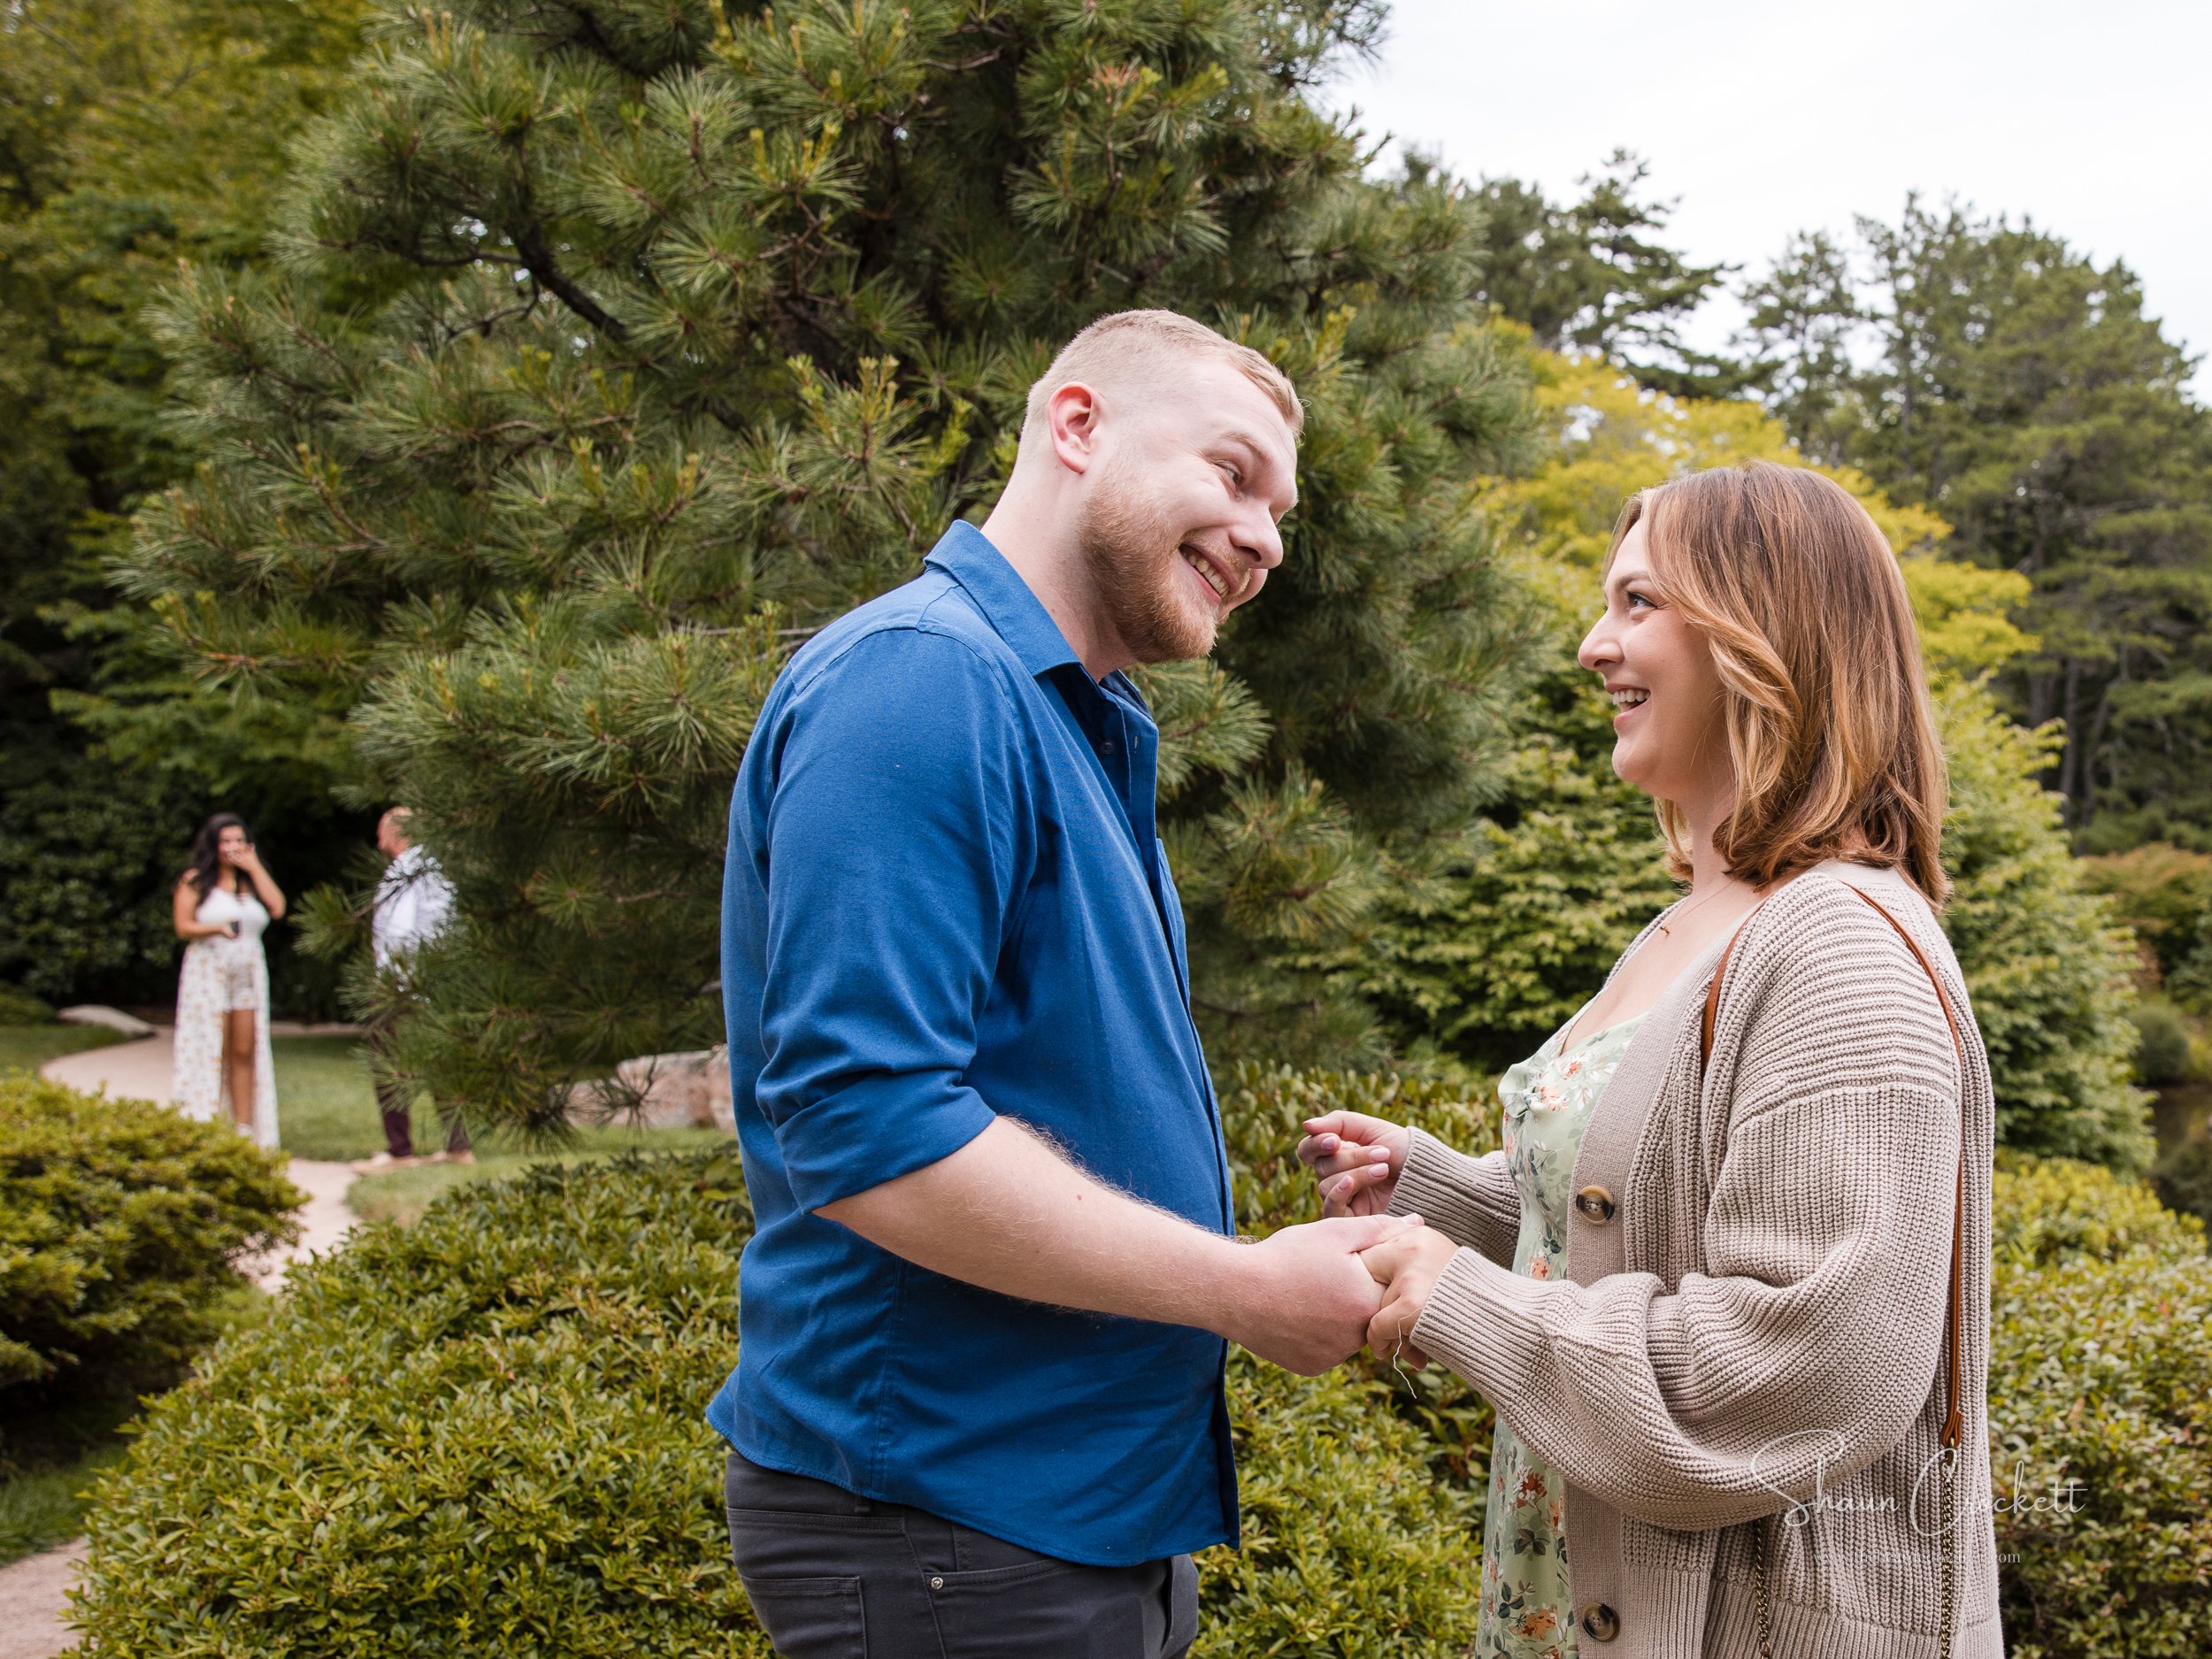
[1072,357,1299,664]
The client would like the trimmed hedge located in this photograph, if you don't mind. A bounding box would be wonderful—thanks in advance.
[1,1076,301,1396]
[67,1079,2212,1656]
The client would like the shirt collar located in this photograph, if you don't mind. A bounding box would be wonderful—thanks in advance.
[925,521,1083,680]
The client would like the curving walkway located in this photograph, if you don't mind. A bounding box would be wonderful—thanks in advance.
[0,1541,84,1659]
[4,1035,365,1651]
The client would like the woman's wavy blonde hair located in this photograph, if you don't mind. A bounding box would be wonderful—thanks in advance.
[1606,461,1951,904]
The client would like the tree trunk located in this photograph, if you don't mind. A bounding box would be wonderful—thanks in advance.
[2058,659,2084,826]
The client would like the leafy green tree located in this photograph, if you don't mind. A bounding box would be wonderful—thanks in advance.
[1938,687,2154,1169]
[0,0,368,1003]
[1743,199,2212,850]
[2078,842,2212,995]
[1353,352,2151,1166]
[1468,151,1740,397]
[126,0,1541,1126]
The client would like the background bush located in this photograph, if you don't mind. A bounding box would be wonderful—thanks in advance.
[66,1141,1500,1656]
[1986,1155,2212,1658]
[71,1085,2209,1656]
[0,1076,300,1398]
[0,984,56,1025]
[2130,998,2196,1088]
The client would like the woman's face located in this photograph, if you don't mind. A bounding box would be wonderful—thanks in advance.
[218,826,251,865]
[1577,518,1732,811]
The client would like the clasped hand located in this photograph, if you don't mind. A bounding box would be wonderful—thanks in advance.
[1233,1110,1462,1374]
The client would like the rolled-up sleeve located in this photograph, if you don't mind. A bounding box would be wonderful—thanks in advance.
[751,627,1026,1211]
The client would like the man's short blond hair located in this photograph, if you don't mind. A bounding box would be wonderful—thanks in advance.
[1023,310,1303,438]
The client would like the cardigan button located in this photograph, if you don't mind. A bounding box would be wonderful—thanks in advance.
[1574,1185,1617,1224]
[1578,1601,1621,1641]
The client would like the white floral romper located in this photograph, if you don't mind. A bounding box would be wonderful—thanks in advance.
[1474,1010,1647,1659]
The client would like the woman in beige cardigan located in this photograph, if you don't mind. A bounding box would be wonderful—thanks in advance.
[1302,463,2001,1659]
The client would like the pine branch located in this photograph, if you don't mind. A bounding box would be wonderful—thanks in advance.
[510,223,629,340]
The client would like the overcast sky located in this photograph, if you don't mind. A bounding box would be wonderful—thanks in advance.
[1325,0,2211,396]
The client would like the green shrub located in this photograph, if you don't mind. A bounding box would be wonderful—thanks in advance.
[2151,1137,2212,1235]
[1992,1148,2204,1267]
[1218,1061,1502,1235]
[70,1153,762,1657]
[68,1143,1509,1657]
[0,983,54,1025]
[68,1088,2212,1657]
[1987,1158,2212,1658]
[2131,998,2197,1087]
[2078,843,2212,988]
[0,1077,302,1396]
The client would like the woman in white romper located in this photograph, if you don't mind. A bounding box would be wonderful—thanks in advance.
[171,813,285,1148]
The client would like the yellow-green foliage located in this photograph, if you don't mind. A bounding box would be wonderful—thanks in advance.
[0,1077,301,1395]
[1482,349,2033,679]
[1197,1355,1486,1657]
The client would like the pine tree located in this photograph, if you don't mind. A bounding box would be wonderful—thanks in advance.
[1468,152,1740,398]
[121,0,1540,1128]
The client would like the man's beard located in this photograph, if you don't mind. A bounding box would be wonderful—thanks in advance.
[1074,461,1218,665]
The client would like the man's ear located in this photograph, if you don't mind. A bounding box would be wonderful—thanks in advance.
[1044,380,1103,476]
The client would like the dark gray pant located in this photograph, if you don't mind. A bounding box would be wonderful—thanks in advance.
[723,1453,1199,1658]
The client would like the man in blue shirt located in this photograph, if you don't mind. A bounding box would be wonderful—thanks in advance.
[714,310,1419,1657]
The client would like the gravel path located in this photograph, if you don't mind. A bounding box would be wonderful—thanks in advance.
[0,1542,85,1659]
[6,1041,365,1650]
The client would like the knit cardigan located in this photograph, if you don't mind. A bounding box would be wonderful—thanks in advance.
[1394,861,2003,1659]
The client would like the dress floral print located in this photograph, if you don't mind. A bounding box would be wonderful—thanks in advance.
[1474,1010,1647,1659]
[172,886,280,1148]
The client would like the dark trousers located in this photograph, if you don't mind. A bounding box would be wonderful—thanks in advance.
[366,1012,468,1158]
[723,1453,1198,1659]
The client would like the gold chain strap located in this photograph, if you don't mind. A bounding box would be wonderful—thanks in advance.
[1750,1444,1955,1658]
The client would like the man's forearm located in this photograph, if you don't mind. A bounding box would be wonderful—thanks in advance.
[817,1117,1248,1337]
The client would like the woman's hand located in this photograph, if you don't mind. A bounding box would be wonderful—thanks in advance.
[1357,1223,1461,1368]
[1296,1111,1409,1217]
[230,841,287,919]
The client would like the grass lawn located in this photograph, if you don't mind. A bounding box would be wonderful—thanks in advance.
[272,1033,401,1161]
[0,1444,126,1566]
[0,1023,127,1073]
[269,1036,732,1222]
[349,1125,732,1225]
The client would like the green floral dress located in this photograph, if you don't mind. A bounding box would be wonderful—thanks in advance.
[1474,1010,1647,1659]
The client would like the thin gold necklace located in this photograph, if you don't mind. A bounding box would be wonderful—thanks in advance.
[1657,876,1744,937]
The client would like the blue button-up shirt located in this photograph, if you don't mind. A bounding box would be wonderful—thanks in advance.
[710,521,1240,1566]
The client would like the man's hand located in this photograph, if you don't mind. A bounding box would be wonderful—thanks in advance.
[1296,1110,1410,1217]
[820,1118,1421,1373]
[1221,1214,1425,1375]
[1358,1223,1461,1370]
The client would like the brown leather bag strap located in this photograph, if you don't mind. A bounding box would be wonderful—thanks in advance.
[1699,882,1968,1450]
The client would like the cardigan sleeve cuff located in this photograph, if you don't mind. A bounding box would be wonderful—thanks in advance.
[1388,1129,1522,1265]
[1408,1245,1553,1403]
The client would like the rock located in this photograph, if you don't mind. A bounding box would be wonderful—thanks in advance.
[569,1048,733,1132]
[54,1004,157,1039]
